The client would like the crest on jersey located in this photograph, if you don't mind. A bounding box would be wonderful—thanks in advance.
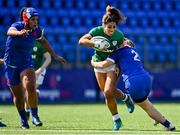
[112,41,117,46]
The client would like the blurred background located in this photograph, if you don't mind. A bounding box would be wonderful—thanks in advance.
[0,0,180,103]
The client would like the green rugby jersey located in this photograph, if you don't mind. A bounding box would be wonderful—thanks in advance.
[32,41,47,70]
[89,26,124,62]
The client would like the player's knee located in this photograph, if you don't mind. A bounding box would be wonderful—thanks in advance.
[104,90,114,99]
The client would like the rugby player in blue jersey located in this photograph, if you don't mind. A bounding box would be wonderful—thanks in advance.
[91,41,176,131]
[0,60,6,127]
[3,7,66,129]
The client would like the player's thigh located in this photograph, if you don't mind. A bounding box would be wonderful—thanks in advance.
[20,68,36,87]
[10,84,24,98]
[104,71,117,92]
[94,72,106,91]
[136,98,153,111]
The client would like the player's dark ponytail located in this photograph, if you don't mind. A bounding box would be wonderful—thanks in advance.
[19,7,27,21]
[102,5,126,25]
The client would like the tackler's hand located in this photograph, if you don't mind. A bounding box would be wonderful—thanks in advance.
[19,29,31,36]
[0,59,4,65]
[54,55,67,64]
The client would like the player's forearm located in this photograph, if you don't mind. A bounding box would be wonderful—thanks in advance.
[41,53,51,69]
[79,38,95,48]
[7,28,30,36]
[92,61,111,68]
[0,59,4,64]
[7,29,21,36]
[40,38,57,58]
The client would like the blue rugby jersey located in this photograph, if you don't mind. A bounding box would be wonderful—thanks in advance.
[3,21,43,67]
[107,46,149,81]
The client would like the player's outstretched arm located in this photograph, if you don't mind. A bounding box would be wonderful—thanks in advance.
[7,28,30,36]
[79,33,95,48]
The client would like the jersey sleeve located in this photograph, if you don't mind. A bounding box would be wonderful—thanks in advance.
[89,27,101,37]
[10,22,22,31]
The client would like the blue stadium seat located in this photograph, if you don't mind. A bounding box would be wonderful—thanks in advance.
[136,36,145,44]
[7,0,15,8]
[159,36,168,44]
[66,0,73,8]
[135,45,144,60]
[121,2,128,11]
[76,1,84,9]
[78,46,93,62]
[173,19,180,28]
[175,2,180,10]
[143,1,151,11]
[165,45,177,62]
[42,0,51,8]
[88,1,96,9]
[73,18,81,27]
[171,36,177,44]
[51,17,58,26]
[141,18,148,27]
[148,36,157,44]
[54,0,62,8]
[154,2,161,11]
[69,36,78,44]
[151,18,159,28]
[58,35,66,44]
[62,17,70,26]
[18,0,26,7]
[40,17,46,26]
[164,2,173,11]
[62,44,76,62]
[84,18,93,27]
[98,1,106,10]
[162,18,170,28]
[146,45,156,62]
[155,45,166,62]
[130,17,137,27]
[46,35,55,44]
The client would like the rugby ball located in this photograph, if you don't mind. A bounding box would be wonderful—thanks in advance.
[91,36,112,52]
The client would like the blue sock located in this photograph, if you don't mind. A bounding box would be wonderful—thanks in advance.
[18,109,28,125]
[163,119,171,128]
[31,108,38,118]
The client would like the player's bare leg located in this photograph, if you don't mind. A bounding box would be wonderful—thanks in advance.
[137,99,175,131]
[21,68,42,127]
[95,72,121,130]
[10,85,29,129]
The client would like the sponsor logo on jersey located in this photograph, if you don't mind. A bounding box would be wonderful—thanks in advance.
[112,41,117,46]
[32,31,37,36]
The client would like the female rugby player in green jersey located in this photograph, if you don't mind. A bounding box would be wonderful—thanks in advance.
[79,5,134,131]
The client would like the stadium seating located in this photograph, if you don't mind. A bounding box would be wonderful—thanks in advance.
[0,0,179,67]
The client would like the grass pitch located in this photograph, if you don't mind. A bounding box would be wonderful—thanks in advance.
[0,103,179,135]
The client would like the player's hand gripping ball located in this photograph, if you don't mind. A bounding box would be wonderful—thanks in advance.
[91,36,112,52]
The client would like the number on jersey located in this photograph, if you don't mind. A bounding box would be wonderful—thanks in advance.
[131,50,140,61]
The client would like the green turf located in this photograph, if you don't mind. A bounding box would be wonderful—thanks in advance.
[0,103,179,135]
